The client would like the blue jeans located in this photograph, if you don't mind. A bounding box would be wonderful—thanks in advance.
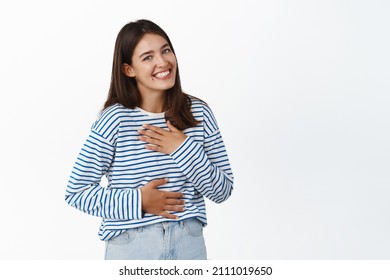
[104,218,207,260]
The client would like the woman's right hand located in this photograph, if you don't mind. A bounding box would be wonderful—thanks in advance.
[140,178,185,219]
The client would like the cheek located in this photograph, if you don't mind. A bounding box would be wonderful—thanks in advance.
[137,65,154,77]
[170,59,178,72]
[172,57,177,67]
[167,54,177,67]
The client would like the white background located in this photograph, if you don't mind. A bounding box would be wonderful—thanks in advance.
[0,0,389,259]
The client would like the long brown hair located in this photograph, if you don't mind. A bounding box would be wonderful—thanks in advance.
[103,19,199,130]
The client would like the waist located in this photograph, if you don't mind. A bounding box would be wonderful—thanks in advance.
[99,212,207,241]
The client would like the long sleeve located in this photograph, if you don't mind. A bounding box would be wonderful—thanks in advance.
[170,106,234,203]
[65,129,143,220]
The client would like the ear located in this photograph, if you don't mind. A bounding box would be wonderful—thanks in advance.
[122,63,136,78]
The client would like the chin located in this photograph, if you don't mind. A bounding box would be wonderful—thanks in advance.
[161,81,176,90]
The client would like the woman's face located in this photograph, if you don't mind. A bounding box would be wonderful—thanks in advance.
[124,33,177,97]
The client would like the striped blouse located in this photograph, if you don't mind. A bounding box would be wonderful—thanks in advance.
[65,98,234,241]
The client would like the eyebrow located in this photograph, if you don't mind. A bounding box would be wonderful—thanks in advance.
[139,43,170,58]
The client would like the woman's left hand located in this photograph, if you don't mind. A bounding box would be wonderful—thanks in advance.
[138,121,187,154]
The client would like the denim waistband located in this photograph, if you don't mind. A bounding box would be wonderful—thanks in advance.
[127,217,199,232]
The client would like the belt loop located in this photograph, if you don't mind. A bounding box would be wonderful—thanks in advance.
[179,220,184,229]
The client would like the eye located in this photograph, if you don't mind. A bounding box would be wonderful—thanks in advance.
[162,48,171,55]
[142,55,152,61]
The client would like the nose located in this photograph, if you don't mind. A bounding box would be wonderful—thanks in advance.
[155,54,168,68]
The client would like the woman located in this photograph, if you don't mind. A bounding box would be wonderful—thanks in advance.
[65,19,234,260]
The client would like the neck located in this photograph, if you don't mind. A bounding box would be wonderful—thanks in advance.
[139,92,165,113]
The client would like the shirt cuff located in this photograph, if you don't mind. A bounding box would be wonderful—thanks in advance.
[132,188,143,220]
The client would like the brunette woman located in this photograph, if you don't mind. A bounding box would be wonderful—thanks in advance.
[66,19,234,260]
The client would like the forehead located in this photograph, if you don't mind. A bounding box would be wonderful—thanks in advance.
[133,33,169,55]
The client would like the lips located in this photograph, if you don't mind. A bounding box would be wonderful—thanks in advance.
[153,69,171,79]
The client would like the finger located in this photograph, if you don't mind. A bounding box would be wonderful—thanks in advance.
[149,178,168,188]
[145,144,161,152]
[165,198,185,205]
[159,211,178,219]
[163,192,184,199]
[138,135,161,145]
[143,124,167,135]
[138,129,161,140]
[163,205,185,211]
[167,120,179,132]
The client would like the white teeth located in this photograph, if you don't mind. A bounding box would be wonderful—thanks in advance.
[155,70,170,78]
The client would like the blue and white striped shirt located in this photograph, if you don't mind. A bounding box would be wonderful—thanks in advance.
[65,98,234,241]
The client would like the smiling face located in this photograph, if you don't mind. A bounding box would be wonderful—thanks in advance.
[122,33,177,99]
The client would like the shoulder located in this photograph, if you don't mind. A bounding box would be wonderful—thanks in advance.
[91,103,129,140]
[188,95,219,134]
[188,95,212,116]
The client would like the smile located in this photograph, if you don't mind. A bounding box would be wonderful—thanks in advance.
[153,69,171,79]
